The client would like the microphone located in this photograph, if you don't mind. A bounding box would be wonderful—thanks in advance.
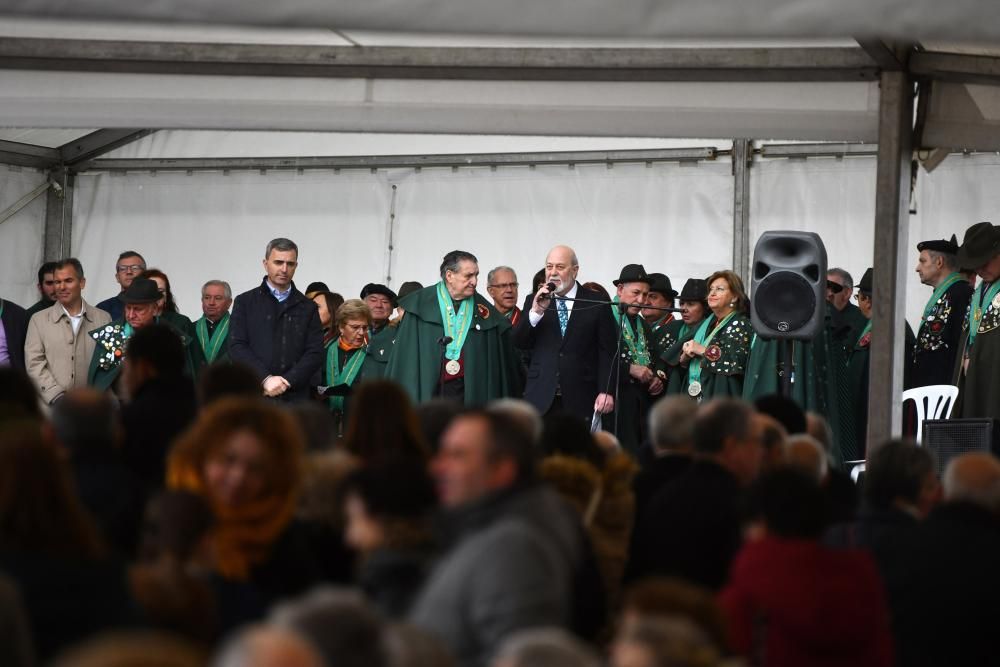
[437,336,453,347]
[545,281,558,293]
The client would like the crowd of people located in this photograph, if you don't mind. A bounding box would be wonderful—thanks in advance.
[0,221,998,666]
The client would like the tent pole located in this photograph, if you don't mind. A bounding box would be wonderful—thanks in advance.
[731,138,752,285]
[43,167,74,261]
[867,71,914,454]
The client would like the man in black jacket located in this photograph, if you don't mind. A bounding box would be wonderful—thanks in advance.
[229,238,323,403]
[511,245,617,422]
[0,296,27,370]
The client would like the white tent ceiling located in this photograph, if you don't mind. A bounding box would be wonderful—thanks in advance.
[3,0,1000,42]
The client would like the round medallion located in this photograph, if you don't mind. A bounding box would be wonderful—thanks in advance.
[704,344,723,362]
[688,381,702,397]
[445,359,461,376]
[477,304,490,319]
[930,320,944,333]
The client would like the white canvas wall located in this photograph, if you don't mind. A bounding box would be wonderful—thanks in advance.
[69,160,734,317]
[0,166,47,307]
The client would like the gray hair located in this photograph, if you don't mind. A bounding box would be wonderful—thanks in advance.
[926,249,960,272]
[827,267,854,289]
[382,623,455,667]
[439,250,478,280]
[487,266,518,286]
[270,587,386,667]
[487,398,543,444]
[201,280,233,300]
[785,434,828,482]
[942,453,1000,511]
[265,237,298,259]
[648,395,697,454]
[493,628,601,667]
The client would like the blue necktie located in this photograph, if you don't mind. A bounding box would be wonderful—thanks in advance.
[557,298,569,337]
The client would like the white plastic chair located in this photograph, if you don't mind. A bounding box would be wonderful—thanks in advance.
[847,460,865,483]
[902,384,960,446]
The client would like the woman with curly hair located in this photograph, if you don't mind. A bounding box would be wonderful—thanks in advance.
[166,397,322,604]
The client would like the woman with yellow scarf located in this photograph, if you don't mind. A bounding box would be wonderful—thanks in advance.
[166,398,321,603]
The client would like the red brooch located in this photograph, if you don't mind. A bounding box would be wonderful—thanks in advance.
[705,344,722,362]
[477,304,490,319]
[930,321,944,333]
[859,332,872,348]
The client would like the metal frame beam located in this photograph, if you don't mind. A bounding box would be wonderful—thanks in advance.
[0,39,879,82]
[854,39,911,72]
[78,147,718,173]
[910,51,1000,85]
[867,71,915,453]
[0,139,60,169]
[59,129,155,165]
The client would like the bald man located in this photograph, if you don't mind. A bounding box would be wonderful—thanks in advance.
[889,452,1000,667]
[511,245,618,422]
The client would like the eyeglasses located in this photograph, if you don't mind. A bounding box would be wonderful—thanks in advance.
[488,282,519,290]
[708,286,729,294]
[117,264,146,274]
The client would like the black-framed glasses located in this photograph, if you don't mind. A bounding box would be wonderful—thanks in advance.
[117,264,146,274]
[489,282,519,290]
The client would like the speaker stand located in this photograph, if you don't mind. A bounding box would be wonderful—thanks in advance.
[778,339,796,398]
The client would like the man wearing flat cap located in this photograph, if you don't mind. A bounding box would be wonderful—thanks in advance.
[611,264,662,455]
[912,235,973,388]
[361,282,398,377]
[87,277,192,394]
[955,222,1000,419]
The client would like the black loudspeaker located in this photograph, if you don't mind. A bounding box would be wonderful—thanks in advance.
[750,231,827,340]
[923,419,1000,477]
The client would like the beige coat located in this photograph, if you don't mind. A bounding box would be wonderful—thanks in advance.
[25,300,111,403]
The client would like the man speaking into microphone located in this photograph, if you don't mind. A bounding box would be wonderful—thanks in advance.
[512,245,618,421]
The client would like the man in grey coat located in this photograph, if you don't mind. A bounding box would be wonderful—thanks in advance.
[410,410,584,667]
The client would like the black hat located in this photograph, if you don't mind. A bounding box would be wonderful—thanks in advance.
[646,273,678,299]
[826,280,844,294]
[613,264,650,287]
[678,278,708,302]
[360,283,399,306]
[957,222,1000,269]
[397,281,423,300]
[123,278,161,304]
[917,234,959,255]
[858,268,873,294]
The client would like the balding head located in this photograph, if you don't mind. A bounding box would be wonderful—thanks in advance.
[50,388,119,454]
[544,245,580,296]
[785,434,828,482]
[213,627,324,667]
[942,453,1000,511]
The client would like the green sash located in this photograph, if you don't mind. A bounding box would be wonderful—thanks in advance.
[688,311,737,387]
[968,280,1000,349]
[436,281,474,361]
[855,319,873,348]
[922,273,962,322]
[612,298,650,365]
[195,313,230,363]
[326,343,366,411]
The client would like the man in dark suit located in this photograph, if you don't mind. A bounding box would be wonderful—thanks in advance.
[0,296,28,370]
[229,237,324,403]
[511,245,618,422]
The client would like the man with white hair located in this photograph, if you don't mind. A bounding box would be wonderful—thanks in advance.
[889,452,1000,667]
[213,626,326,667]
[195,279,233,371]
